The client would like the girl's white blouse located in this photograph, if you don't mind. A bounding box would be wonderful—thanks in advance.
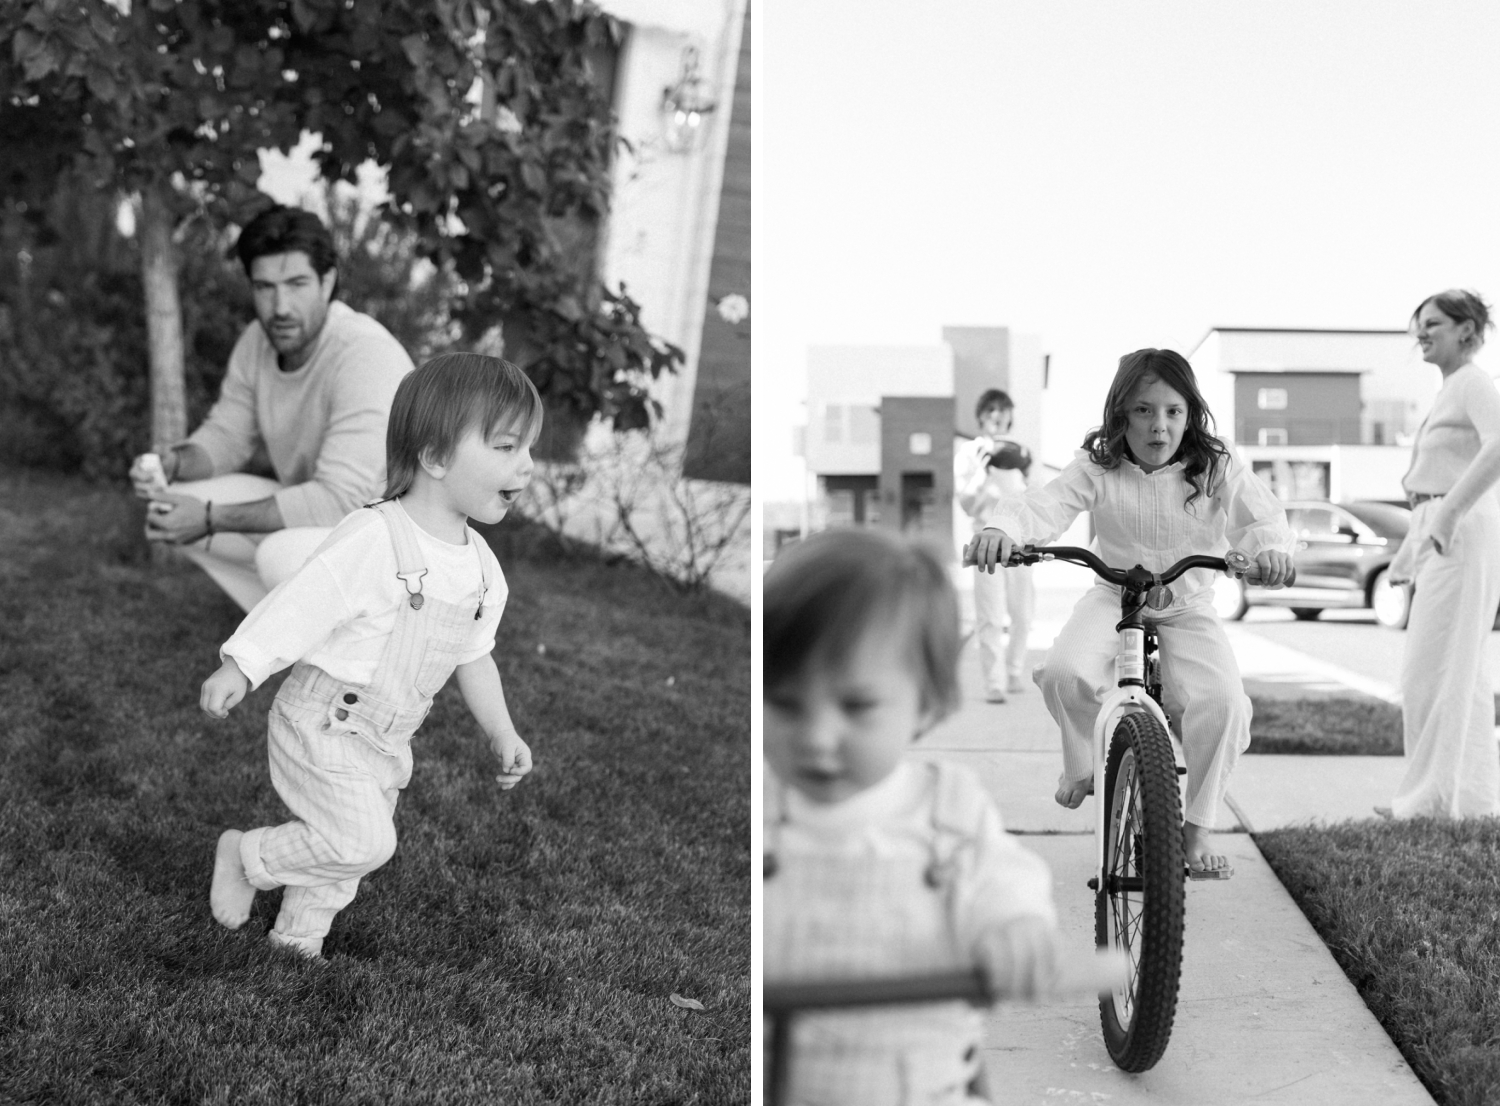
[986,440,1295,606]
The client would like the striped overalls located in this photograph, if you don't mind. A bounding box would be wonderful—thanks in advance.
[238,500,492,956]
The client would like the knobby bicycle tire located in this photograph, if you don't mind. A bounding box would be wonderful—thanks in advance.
[1095,710,1186,1072]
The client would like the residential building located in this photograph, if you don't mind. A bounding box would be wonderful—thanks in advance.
[798,327,1047,559]
[1188,327,1434,501]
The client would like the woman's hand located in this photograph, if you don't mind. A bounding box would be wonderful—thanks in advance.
[1429,506,1459,556]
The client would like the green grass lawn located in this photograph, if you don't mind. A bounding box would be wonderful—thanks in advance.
[1248,695,1403,755]
[0,466,749,1105]
[1258,819,1500,1106]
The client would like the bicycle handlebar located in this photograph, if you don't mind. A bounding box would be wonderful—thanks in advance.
[764,970,990,1015]
[1010,546,1226,587]
[963,541,1295,588]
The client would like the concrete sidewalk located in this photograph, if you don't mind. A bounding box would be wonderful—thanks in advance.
[912,633,1436,1104]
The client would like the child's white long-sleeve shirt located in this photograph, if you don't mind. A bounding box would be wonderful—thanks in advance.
[986,441,1294,605]
[221,502,506,689]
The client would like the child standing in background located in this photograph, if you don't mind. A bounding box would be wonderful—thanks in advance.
[763,528,1071,1105]
[954,389,1039,703]
[201,353,538,958]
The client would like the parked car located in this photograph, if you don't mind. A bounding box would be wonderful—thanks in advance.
[1212,499,1415,627]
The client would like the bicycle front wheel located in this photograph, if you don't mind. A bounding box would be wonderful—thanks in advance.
[1095,710,1186,1072]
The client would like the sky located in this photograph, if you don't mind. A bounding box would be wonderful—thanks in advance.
[755,0,1500,501]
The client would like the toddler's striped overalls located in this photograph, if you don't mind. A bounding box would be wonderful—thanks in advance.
[238,500,492,956]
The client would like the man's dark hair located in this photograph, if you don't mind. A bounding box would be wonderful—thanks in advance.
[231,205,338,287]
[975,389,1014,420]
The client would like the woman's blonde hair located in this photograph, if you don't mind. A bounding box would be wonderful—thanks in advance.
[1412,289,1493,352]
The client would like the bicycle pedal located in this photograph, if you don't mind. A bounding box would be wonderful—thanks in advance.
[1186,866,1234,881]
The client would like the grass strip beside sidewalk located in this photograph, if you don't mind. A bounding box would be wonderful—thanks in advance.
[1248,695,1403,755]
[0,467,749,1105]
[1257,820,1500,1106]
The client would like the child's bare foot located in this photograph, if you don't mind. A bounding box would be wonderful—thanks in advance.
[1054,776,1093,809]
[211,830,256,929]
[1183,821,1232,877]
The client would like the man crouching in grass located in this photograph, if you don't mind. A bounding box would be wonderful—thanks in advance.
[199,353,538,958]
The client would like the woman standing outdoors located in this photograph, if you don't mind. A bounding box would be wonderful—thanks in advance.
[1387,290,1500,819]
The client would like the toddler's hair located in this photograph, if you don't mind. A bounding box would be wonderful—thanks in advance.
[1412,289,1493,351]
[383,352,545,499]
[764,528,961,720]
[975,388,1014,420]
[1082,348,1229,508]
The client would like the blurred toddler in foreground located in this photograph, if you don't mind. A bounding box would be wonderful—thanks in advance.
[764,528,1097,1105]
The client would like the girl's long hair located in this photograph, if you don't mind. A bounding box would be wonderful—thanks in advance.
[1081,348,1229,508]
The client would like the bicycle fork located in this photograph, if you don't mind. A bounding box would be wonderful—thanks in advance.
[1090,624,1173,893]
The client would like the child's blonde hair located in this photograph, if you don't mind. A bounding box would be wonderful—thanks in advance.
[763,528,961,720]
[383,353,544,499]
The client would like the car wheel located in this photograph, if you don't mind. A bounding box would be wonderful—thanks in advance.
[1212,575,1248,621]
[1291,608,1322,621]
[1371,569,1411,630]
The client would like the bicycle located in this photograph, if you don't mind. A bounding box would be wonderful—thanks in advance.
[962,541,1286,1073]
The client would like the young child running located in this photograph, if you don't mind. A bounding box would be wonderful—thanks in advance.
[765,527,1094,1105]
[201,352,537,958]
[970,348,1294,877]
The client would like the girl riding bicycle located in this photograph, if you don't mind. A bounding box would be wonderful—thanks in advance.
[970,348,1294,876]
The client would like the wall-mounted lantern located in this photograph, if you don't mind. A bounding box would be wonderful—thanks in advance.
[661,46,716,153]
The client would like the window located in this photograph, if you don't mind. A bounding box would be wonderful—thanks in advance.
[1257,388,1288,410]
[822,404,844,443]
[1287,508,1337,539]
[909,432,932,456]
[849,405,878,445]
[1258,428,1288,446]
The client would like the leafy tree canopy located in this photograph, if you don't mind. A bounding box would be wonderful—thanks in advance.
[0,0,679,438]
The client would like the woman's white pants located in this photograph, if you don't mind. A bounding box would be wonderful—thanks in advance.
[1392,495,1500,819]
[1036,585,1251,829]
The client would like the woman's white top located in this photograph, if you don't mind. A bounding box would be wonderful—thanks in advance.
[985,439,1294,606]
[1402,363,1500,496]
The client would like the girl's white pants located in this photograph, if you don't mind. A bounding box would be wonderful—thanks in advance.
[1036,585,1250,829]
[1392,495,1500,819]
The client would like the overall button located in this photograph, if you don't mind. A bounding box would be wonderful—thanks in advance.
[335,708,349,721]
[343,693,358,704]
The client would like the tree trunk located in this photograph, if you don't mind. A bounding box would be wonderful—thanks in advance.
[139,182,186,451]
